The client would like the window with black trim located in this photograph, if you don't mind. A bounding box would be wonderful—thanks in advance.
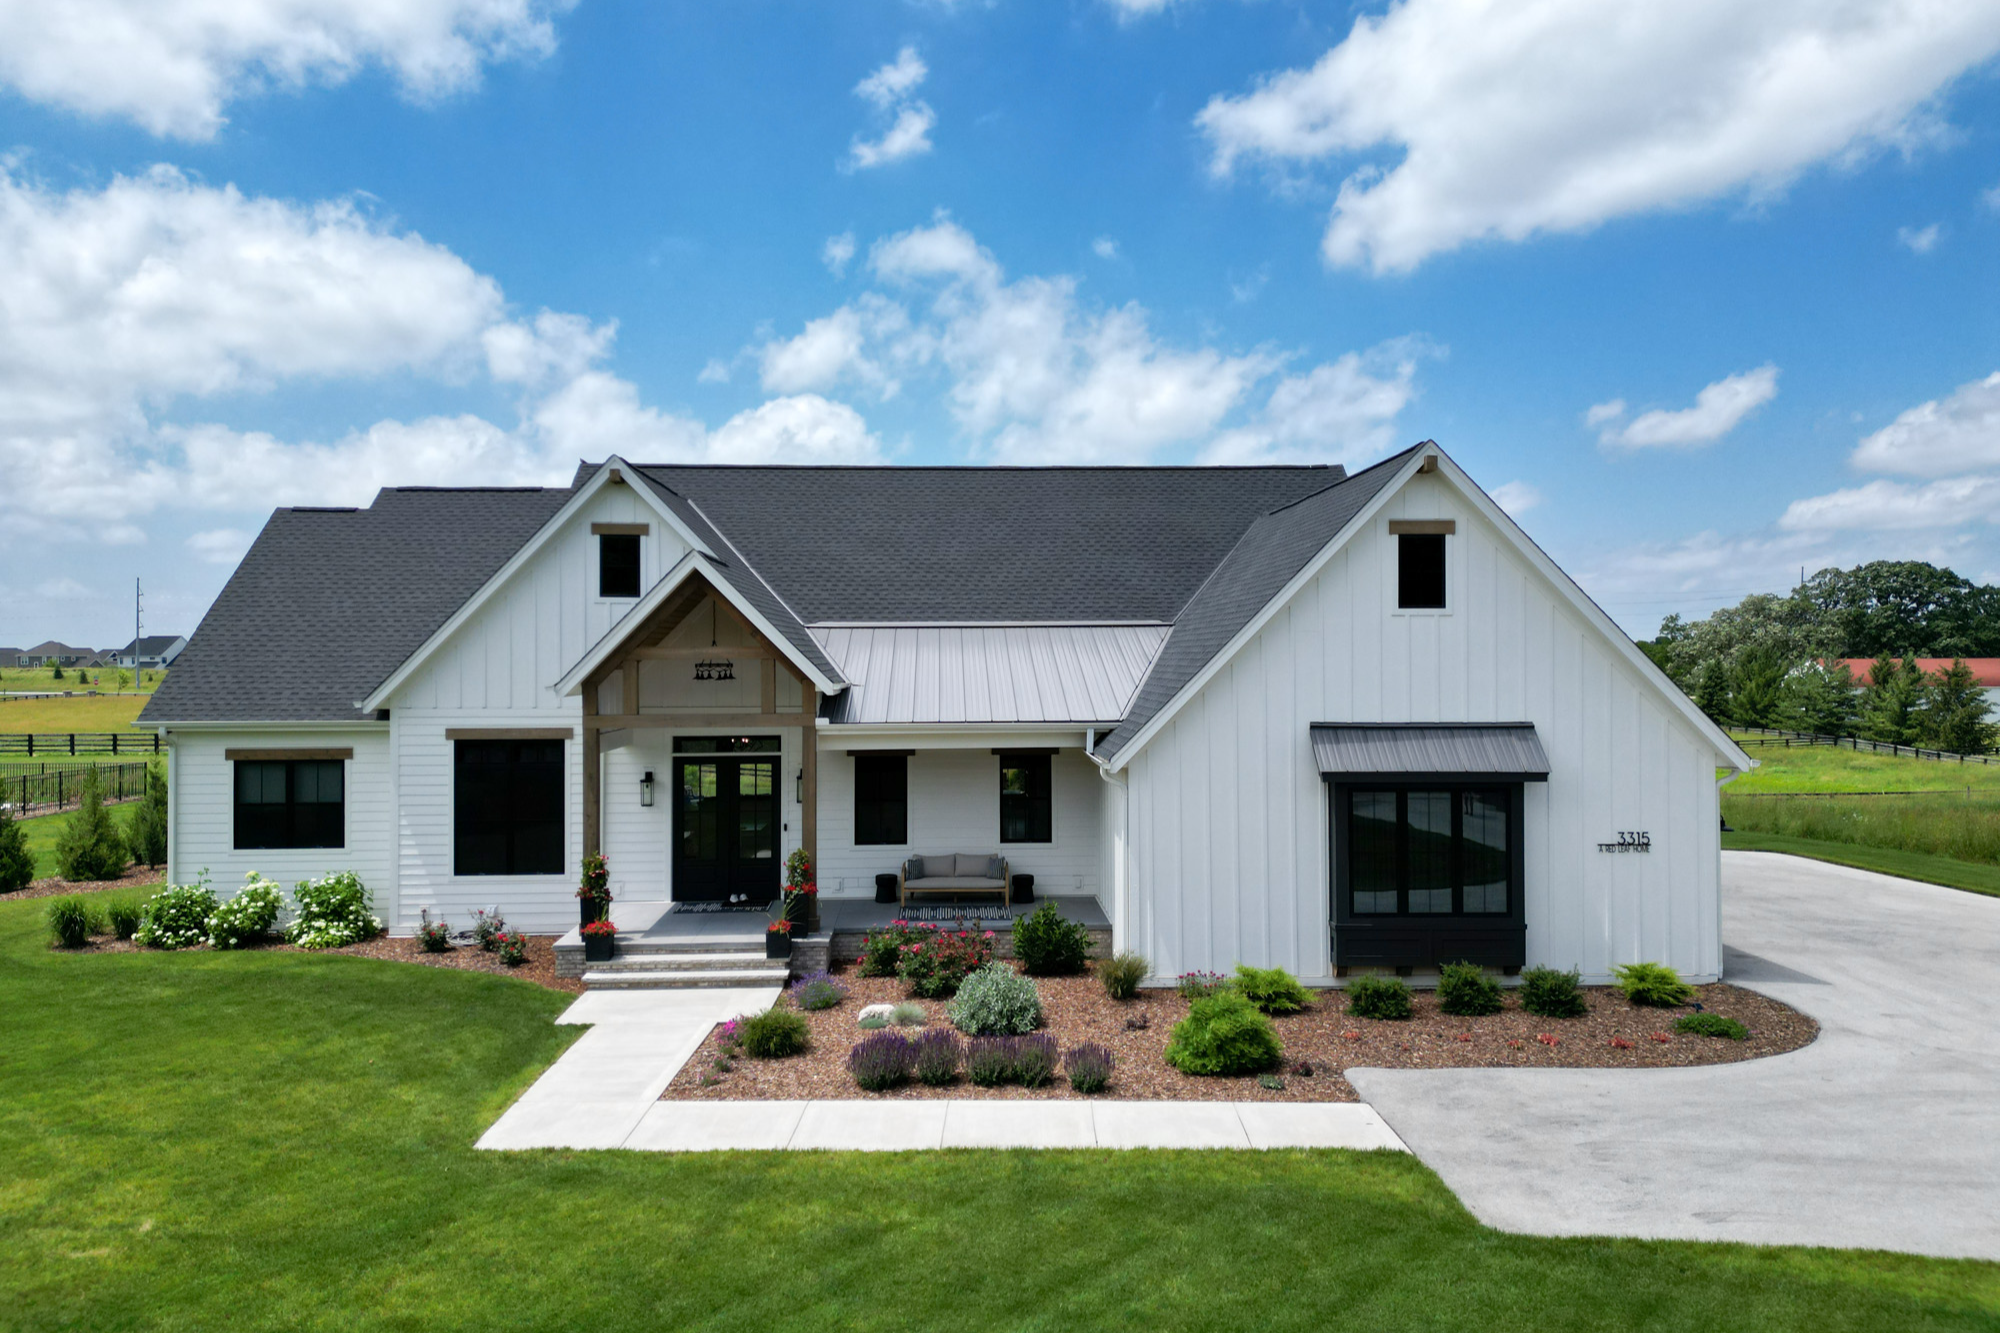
[233,760,344,849]
[1346,787,1510,916]
[853,754,908,845]
[454,739,565,875]
[999,753,1052,843]
[1397,532,1446,609]
[599,532,641,598]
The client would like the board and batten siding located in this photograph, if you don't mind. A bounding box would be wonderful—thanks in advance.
[1123,471,1723,985]
[165,728,393,908]
[816,746,1106,900]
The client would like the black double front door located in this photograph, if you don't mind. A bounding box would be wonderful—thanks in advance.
[673,755,780,902]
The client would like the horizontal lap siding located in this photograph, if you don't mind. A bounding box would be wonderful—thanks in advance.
[166,729,392,908]
[1127,472,1721,983]
[816,748,1105,901]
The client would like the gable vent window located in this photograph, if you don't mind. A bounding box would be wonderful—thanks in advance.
[1396,532,1447,609]
[599,533,641,599]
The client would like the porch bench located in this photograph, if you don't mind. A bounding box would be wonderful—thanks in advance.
[899,854,1010,909]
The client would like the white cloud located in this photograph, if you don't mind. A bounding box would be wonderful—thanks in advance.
[1229,266,1269,304]
[1984,183,2000,212]
[186,528,254,564]
[1195,1,2000,272]
[1200,342,1429,467]
[1778,475,2000,532]
[706,395,883,464]
[1596,366,1778,450]
[756,297,909,399]
[845,47,935,171]
[1851,371,2000,477]
[847,104,937,171]
[854,46,927,109]
[36,576,91,599]
[1091,236,1120,260]
[696,358,731,385]
[822,231,856,277]
[1490,481,1543,516]
[1102,0,1175,16]
[1897,222,1942,253]
[0,0,573,140]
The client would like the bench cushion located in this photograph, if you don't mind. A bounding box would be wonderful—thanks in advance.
[904,876,1007,891]
[920,854,958,879]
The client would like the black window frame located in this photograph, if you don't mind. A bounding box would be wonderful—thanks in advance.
[852,753,909,846]
[1340,786,1514,917]
[998,752,1053,844]
[233,759,345,850]
[598,532,641,599]
[1397,532,1447,609]
[453,739,566,876]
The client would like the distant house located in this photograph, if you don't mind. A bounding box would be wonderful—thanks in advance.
[1835,657,2000,720]
[146,444,1750,985]
[17,641,91,668]
[116,635,187,671]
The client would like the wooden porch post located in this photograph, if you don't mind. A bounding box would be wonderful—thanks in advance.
[582,675,601,859]
[802,685,818,872]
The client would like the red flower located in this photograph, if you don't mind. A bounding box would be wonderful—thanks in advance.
[767,919,791,934]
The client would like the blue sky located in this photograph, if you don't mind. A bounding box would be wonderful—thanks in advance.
[2,0,1999,649]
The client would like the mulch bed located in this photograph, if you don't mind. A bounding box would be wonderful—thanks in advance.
[1,865,164,902]
[663,966,1818,1103]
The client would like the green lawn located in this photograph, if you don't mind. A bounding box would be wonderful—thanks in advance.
[0,665,162,694]
[1727,734,2000,794]
[3,899,1996,1330]
[12,805,145,880]
[1723,831,2000,898]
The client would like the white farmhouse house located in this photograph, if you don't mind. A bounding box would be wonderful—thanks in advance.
[143,443,1751,985]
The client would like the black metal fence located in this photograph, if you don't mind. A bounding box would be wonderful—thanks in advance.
[1733,726,1996,765]
[0,732,163,757]
[0,761,153,816]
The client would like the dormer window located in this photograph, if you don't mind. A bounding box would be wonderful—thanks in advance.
[1391,520,1453,610]
[593,524,646,598]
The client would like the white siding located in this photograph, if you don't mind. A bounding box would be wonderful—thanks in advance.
[600,725,807,902]
[165,728,394,910]
[1124,471,1723,984]
[816,746,1105,900]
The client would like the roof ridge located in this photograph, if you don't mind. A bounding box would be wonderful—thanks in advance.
[632,463,1346,473]
[1262,443,1423,517]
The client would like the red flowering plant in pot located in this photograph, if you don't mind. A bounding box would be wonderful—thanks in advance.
[576,852,612,927]
[580,917,618,963]
[783,849,818,934]
[765,916,793,960]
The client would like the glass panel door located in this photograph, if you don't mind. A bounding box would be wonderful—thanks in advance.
[672,750,781,902]
[736,760,776,863]
[678,761,721,867]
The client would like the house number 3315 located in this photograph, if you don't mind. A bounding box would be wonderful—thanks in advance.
[1597,831,1652,853]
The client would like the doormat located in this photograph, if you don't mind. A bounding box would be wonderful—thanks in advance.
[891,906,1017,925]
[667,901,772,914]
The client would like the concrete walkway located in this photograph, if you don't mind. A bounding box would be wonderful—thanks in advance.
[1350,852,2000,1261]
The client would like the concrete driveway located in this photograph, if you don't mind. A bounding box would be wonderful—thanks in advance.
[1348,851,2000,1260]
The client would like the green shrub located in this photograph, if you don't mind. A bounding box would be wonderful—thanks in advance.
[137,880,217,950]
[471,908,506,951]
[46,894,101,948]
[947,962,1041,1035]
[1519,965,1588,1018]
[740,1007,809,1059]
[207,874,283,949]
[495,932,529,966]
[0,802,33,893]
[286,871,379,950]
[104,896,143,940]
[1164,991,1283,1076]
[1099,951,1148,1001]
[895,926,991,998]
[1345,975,1412,1020]
[415,910,452,953]
[1674,1012,1749,1040]
[55,768,127,882]
[1615,961,1695,1008]
[1436,961,1503,1016]
[857,1013,889,1031]
[1233,964,1311,1015]
[127,762,169,867]
[890,1002,927,1027]
[857,921,927,977]
[1011,901,1092,975]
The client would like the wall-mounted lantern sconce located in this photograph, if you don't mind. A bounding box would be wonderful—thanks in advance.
[640,770,655,807]
[795,769,804,804]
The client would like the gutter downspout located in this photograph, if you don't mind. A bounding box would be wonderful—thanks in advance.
[1088,729,1131,958]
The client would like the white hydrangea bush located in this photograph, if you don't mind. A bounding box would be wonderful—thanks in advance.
[286,871,380,950]
[136,878,218,950]
[206,872,285,949]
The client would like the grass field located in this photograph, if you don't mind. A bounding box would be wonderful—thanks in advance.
[13,805,146,880]
[2,896,1995,1331]
[0,693,156,732]
[1727,735,2000,794]
[1722,831,2000,899]
[0,665,161,694]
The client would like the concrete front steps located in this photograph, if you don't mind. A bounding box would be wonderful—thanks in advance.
[580,937,792,990]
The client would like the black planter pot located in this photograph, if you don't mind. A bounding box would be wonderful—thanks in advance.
[1011,873,1035,905]
[874,873,899,904]
[766,933,793,960]
[583,934,614,963]
[579,898,609,928]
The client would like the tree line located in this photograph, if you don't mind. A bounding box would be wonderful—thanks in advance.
[1639,560,1997,754]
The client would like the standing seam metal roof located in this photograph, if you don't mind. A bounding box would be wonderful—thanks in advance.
[1309,723,1552,778]
[816,624,1171,724]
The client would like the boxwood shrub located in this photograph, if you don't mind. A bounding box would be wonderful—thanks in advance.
[1436,961,1503,1016]
[1011,901,1092,976]
[1345,975,1413,1021]
[1165,991,1282,1076]
[1519,965,1588,1018]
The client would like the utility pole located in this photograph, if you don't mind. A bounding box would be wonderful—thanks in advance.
[135,578,143,679]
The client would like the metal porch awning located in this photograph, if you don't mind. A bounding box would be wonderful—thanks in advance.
[1309,722,1550,782]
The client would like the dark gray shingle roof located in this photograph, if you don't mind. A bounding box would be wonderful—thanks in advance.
[629,464,1344,624]
[143,487,573,723]
[1096,447,1418,762]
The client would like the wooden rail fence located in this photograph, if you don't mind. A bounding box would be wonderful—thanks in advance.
[0,732,163,757]
[1733,727,1995,765]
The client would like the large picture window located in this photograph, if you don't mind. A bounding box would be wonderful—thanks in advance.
[853,754,908,845]
[454,739,565,876]
[1346,787,1511,916]
[999,752,1052,844]
[233,760,344,849]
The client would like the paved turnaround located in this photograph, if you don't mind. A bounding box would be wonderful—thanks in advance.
[1349,851,2000,1261]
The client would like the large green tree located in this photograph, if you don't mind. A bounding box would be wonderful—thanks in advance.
[1917,658,1993,755]
[1778,661,1856,737]
[1855,654,1923,746]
